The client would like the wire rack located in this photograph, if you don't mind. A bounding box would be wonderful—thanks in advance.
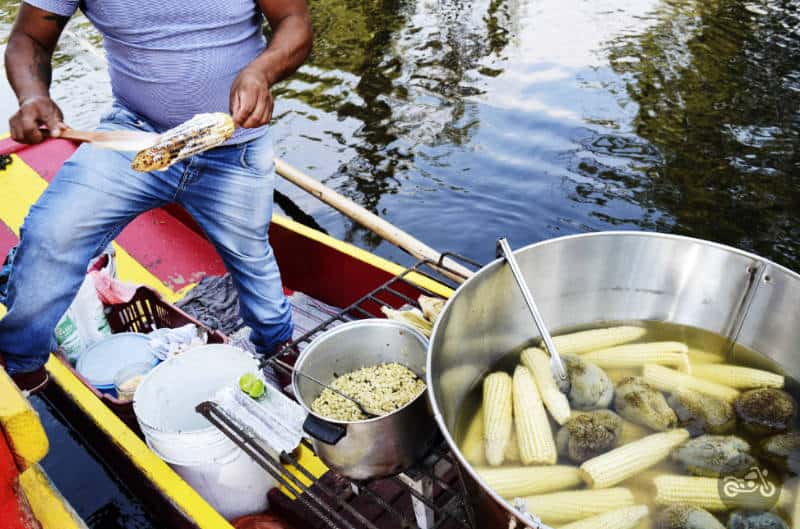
[198,253,483,529]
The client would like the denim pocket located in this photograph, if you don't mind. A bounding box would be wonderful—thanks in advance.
[239,135,275,175]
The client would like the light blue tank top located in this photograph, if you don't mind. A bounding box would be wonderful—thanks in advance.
[25,0,267,142]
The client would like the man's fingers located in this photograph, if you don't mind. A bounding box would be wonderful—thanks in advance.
[233,90,257,126]
[19,112,43,144]
[44,113,62,138]
[242,94,268,128]
[230,91,241,120]
[9,118,23,143]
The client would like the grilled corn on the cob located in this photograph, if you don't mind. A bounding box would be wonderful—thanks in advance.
[131,113,235,171]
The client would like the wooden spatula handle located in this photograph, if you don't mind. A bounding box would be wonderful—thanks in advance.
[56,129,98,143]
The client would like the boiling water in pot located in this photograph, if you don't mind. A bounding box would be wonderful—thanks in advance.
[455,321,798,529]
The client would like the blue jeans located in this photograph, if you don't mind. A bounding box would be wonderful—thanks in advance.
[0,104,293,373]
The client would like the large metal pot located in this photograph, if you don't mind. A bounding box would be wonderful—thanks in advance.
[427,231,800,528]
[293,319,438,480]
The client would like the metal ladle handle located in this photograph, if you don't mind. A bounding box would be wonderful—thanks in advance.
[497,237,570,390]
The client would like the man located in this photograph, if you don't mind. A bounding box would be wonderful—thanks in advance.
[2,0,313,391]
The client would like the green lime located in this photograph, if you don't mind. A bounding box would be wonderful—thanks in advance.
[239,373,265,399]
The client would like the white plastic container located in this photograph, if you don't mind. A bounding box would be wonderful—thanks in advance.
[133,344,275,520]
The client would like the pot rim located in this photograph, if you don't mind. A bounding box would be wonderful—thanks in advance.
[426,229,800,524]
[292,318,430,425]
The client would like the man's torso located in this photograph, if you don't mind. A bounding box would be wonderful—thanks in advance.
[28,0,267,137]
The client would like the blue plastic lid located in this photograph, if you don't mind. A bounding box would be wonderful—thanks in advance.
[76,333,156,389]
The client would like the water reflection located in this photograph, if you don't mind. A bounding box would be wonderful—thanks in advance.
[605,0,800,268]
[1,0,799,263]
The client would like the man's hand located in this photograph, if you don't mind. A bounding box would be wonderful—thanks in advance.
[229,0,312,129]
[230,66,274,129]
[9,95,65,144]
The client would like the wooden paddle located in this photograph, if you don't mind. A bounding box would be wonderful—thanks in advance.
[274,158,474,283]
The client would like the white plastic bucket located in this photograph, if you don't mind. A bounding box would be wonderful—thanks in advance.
[133,344,275,520]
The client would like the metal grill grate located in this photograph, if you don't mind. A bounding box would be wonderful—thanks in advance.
[197,253,482,529]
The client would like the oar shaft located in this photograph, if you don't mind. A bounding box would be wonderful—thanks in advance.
[274,158,473,282]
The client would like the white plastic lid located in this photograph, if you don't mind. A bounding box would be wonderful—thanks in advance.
[76,333,156,388]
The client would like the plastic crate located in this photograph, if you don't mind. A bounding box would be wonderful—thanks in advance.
[105,286,227,342]
[60,286,227,434]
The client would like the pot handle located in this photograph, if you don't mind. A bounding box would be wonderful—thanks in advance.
[303,414,346,445]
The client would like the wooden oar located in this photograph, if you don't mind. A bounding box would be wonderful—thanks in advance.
[274,158,474,283]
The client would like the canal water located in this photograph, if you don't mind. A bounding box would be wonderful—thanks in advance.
[1,0,799,526]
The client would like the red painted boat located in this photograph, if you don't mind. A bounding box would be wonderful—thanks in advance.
[0,136,459,529]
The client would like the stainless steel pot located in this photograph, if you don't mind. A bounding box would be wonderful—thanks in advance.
[427,231,800,528]
[293,319,438,480]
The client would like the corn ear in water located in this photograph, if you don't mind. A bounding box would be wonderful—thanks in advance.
[520,347,571,425]
[556,505,649,529]
[691,364,784,389]
[380,306,432,337]
[475,465,582,499]
[522,488,635,525]
[551,326,646,355]
[513,365,557,464]
[579,428,690,488]
[505,427,521,463]
[653,474,788,511]
[132,112,235,171]
[483,372,513,466]
[461,406,486,466]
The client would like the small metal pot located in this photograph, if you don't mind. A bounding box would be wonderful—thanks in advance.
[292,319,438,480]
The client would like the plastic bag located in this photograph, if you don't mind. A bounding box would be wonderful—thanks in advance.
[91,266,137,305]
[56,247,115,363]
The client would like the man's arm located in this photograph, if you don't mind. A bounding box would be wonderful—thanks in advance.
[5,4,71,143]
[229,0,313,128]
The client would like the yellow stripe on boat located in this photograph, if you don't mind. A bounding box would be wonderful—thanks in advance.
[19,464,89,529]
[0,369,49,470]
[45,356,235,529]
